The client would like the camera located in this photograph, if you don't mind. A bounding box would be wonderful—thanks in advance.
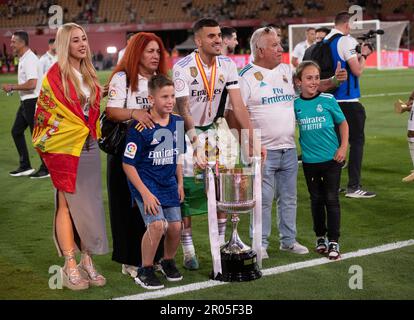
[355,29,385,54]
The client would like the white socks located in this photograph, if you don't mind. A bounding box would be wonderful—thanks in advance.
[409,139,414,168]
[181,228,195,257]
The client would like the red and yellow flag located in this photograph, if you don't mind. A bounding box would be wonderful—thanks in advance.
[32,63,101,193]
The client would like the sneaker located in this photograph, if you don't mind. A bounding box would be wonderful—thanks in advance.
[160,259,183,282]
[315,237,328,254]
[261,247,269,259]
[153,261,162,272]
[345,188,376,198]
[297,154,302,164]
[9,167,35,177]
[402,170,414,182]
[328,241,341,260]
[29,169,50,179]
[338,187,347,194]
[280,242,309,254]
[134,266,164,290]
[121,264,138,278]
[183,254,199,270]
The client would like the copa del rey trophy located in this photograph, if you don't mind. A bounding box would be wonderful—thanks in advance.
[205,158,263,282]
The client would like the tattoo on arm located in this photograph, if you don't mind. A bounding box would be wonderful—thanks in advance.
[175,96,198,145]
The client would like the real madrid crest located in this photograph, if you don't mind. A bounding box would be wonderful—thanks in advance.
[219,74,225,84]
[254,71,263,81]
[316,104,324,113]
[190,67,198,78]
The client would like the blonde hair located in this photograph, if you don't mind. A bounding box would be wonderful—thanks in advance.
[55,23,101,108]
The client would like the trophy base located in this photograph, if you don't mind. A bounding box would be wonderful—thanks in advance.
[210,249,262,282]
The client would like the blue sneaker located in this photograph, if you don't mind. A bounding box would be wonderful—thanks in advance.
[183,254,199,270]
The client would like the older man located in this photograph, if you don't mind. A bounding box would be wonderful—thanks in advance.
[235,26,346,258]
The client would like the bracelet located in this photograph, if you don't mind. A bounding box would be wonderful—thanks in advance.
[331,76,340,87]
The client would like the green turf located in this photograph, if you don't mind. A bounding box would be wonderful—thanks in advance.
[0,69,413,300]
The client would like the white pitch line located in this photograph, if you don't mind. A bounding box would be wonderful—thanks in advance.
[114,239,414,300]
[362,91,410,98]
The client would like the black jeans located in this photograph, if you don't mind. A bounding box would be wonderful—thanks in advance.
[107,152,164,266]
[303,160,342,242]
[11,98,47,171]
[338,101,366,190]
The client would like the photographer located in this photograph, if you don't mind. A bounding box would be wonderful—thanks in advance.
[326,11,376,198]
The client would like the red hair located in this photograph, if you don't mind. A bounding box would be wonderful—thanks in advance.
[108,32,168,92]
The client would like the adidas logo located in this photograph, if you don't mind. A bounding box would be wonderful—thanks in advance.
[150,138,160,145]
[191,79,199,85]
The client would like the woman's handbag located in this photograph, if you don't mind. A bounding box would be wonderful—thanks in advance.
[98,76,130,155]
[98,112,129,155]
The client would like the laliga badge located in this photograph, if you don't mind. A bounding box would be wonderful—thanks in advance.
[190,67,198,78]
[108,89,116,98]
[254,72,263,81]
[283,75,288,83]
[124,142,137,159]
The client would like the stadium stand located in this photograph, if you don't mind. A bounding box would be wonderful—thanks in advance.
[0,0,413,27]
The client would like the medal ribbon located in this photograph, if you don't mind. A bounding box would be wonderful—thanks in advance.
[195,52,216,117]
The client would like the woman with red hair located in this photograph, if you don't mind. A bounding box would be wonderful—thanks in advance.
[105,32,169,278]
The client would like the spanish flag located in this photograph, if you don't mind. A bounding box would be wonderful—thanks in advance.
[32,63,101,193]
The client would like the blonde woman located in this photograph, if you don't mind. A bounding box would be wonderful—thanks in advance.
[33,23,108,290]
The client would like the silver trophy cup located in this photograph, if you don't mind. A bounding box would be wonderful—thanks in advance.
[211,168,262,282]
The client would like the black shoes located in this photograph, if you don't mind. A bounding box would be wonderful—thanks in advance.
[160,259,183,281]
[9,167,35,177]
[9,167,50,179]
[135,266,164,290]
[29,169,50,179]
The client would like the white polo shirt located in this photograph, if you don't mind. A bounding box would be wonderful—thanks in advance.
[18,49,42,101]
[292,40,313,64]
[172,51,239,127]
[106,72,151,110]
[238,62,297,150]
[39,51,57,75]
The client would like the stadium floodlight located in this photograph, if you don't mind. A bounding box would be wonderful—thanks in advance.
[106,46,117,54]
[288,20,409,70]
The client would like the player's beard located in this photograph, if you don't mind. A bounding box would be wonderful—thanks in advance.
[226,46,235,54]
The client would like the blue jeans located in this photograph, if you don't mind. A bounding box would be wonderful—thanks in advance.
[135,198,181,226]
[251,148,298,248]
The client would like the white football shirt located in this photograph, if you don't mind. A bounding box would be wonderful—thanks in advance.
[106,72,151,110]
[172,51,239,127]
[238,62,297,150]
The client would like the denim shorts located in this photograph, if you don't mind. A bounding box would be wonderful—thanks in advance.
[135,198,182,226]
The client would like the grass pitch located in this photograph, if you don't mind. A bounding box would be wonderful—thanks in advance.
[0,69,413,300]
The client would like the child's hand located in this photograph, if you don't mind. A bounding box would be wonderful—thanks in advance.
[142,191,160,215]
[334,146,347,163]
[178,184,185,203]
